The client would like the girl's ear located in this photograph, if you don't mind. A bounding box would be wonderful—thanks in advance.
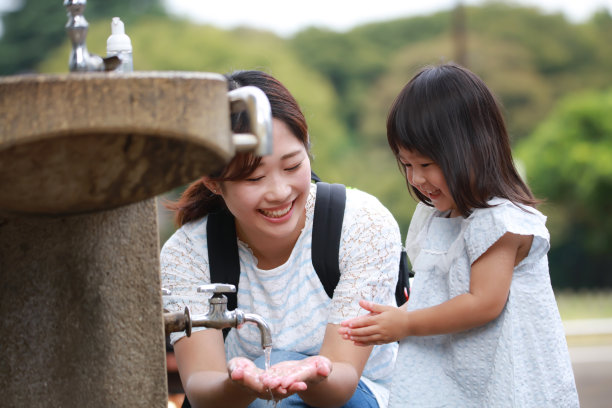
[201,177,220,194]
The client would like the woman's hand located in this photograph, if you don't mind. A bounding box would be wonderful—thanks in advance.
[228,356,332,401]
[260,356,332,394]
[338,299,408,346]
[228,357,279,400]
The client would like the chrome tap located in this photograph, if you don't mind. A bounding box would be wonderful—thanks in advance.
[64,0,121,72]
[228,86,273,156]
[162,284,273,349]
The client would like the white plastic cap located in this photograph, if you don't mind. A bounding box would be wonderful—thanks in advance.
[107,17,132,53]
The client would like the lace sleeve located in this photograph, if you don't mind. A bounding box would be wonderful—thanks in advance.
[160,219,212,344]
[328,189,402,321]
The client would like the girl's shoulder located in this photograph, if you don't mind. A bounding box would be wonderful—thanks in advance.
[405,203,437,237]
[464,198,550,264]
[468,198,547,232]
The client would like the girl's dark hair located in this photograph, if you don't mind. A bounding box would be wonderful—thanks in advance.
[386,63,538,216]
[167,70,309,226]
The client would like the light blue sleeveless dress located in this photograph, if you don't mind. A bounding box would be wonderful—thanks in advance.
[389,198,579,407]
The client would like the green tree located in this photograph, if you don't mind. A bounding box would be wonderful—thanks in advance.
[0,0,164,75]
[516,89,612,288]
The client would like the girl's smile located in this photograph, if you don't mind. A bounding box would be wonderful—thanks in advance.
[398,147,460,217]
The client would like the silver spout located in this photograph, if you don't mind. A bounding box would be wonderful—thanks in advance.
[64,0,104,72]
[244,312,273,349]
[162,284,273,349]
[228,86,273,156]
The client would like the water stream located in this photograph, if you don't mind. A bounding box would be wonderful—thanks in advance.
[264,346,272,371]
[263,346,278,406]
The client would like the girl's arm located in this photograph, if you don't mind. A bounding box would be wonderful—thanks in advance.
[173,329,264,407]
[340,232,532,344]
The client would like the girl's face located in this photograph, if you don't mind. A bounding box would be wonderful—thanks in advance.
[398,147,460,217]
[214,119,312,245]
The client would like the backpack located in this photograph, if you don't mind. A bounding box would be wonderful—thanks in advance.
[206,176,412,310]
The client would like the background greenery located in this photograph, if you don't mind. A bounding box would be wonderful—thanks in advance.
[2,0,611,290]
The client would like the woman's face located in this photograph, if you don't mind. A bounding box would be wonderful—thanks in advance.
[217,119,312,244]
[398,147,460,217]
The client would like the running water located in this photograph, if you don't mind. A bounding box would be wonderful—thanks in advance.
[263,346,278,407]
[264,346,272,371]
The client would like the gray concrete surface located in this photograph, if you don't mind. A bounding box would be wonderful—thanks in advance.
[571,345,612,408]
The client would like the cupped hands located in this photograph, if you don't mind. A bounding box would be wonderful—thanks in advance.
[227,355,332,401]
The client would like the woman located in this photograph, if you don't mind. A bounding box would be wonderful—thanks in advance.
[161,70,401,407]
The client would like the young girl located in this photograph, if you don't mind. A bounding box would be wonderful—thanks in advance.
[161,70,401,408]
[339,63,579,407]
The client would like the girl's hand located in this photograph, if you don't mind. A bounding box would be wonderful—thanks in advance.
[260,356,332,393]
[338,299,408,346]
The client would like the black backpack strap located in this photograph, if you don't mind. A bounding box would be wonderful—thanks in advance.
[206,209,240,312]
[312,182,346,299]
[395,250,411,305]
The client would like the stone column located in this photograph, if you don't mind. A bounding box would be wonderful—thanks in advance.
[0,199,167,407]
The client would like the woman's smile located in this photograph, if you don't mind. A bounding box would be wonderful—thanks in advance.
[258,201,295,221]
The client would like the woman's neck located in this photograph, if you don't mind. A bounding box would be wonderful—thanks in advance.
[248,240,294,270]
[237,210,306,270]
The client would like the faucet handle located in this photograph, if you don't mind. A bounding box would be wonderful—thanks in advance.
[228,86,273,156]
[197,283,236,296]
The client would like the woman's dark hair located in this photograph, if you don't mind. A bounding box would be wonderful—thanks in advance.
[167,70,309,226]
[386,63,538,216]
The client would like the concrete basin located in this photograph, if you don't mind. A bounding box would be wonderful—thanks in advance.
[0,71,233,215]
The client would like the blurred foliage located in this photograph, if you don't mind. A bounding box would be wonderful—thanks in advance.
[556,290,612,320]
[3,1,612,288]
[0,0,164,75]
[516,89,612,288]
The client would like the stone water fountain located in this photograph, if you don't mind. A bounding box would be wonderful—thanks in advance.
[0,2,272,406]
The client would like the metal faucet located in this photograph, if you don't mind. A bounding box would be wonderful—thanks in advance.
[228,86,273,156]
[163,283,273,349]
[64,0,121,72]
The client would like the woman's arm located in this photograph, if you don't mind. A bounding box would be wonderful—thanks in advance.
[173,329,262,407]
[340,232,532,344]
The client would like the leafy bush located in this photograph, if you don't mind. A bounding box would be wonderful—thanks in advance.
[516,89,612,287]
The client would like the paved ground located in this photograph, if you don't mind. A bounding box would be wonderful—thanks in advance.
[566,319,612,407]
[570,345,612,408]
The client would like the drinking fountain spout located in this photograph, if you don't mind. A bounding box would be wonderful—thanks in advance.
[163,283,273,349]
[64,0,120,72]
[242,312,274,349]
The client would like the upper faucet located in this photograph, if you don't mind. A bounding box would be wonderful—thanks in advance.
[64,0,103,72]
[64,0,120,72]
